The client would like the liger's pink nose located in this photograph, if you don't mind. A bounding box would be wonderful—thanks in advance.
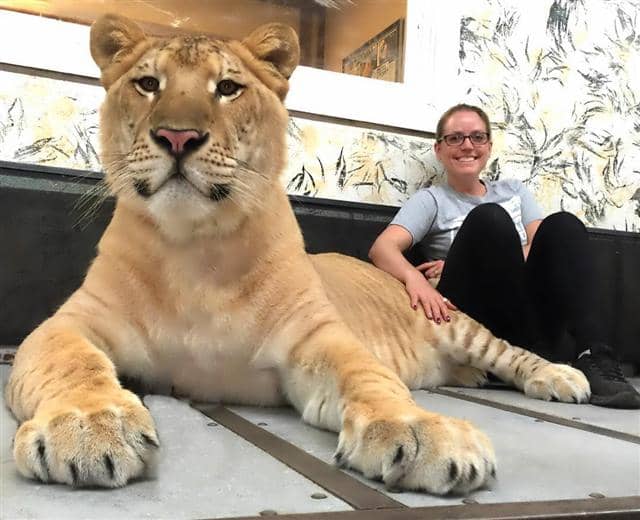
[153,128,205,156]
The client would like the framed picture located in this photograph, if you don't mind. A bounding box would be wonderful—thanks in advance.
[342,19,404,83]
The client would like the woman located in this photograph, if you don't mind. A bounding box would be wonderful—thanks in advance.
[369,103,639,409]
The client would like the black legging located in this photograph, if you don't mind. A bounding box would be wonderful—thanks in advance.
[436,203,602,361]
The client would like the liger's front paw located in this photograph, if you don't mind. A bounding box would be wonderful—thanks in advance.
[524,363,590,403]
[13,390,159,487]
[335,412,496,495]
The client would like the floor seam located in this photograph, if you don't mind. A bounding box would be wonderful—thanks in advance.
[432,387,640,445]
[193,403,406,511]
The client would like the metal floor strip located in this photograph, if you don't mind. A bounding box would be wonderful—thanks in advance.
[220,495,640,520]
[433,388,640,445]
[193,404,404,511]
[194,404,640,520]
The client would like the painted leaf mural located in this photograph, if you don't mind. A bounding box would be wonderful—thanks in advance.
[459,0,640,231]
[2,0,640,232]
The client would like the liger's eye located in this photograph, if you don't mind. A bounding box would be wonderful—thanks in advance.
[136,76,160,93]
[217,79,242,97]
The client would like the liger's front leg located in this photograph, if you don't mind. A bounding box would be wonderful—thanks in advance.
[280,323,497,495]
[5,318,159,487]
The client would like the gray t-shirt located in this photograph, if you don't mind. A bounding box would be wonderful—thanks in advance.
[391,179,544,260]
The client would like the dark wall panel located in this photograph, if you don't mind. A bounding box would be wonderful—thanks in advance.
[1,166,638,364]
[1,184,113,342]
[616,235,640,362]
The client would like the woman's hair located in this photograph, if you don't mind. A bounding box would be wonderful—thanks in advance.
[435,104,492,141]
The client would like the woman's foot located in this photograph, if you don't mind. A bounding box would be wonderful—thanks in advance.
[573,343,640,409]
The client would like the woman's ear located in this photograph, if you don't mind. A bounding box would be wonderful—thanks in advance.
[434,139,442,158]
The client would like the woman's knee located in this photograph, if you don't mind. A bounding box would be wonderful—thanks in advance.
[529,212,590,261]
[454,203,521,251]
[464,203,516,233]
[539,211,587,238]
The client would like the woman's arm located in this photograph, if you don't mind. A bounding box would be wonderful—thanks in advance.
[368,225,416,283]
[523,219,542,260]
[369,225,455,323]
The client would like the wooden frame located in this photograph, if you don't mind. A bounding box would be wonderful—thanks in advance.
[342,19,404,83]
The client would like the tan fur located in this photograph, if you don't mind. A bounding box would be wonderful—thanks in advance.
[5,15,590,493]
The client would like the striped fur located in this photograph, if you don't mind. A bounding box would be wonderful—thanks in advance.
[5,15,589,494]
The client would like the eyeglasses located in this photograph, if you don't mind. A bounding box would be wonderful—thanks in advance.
[438,132,490,146]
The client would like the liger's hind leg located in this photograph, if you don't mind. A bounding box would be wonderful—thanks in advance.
[437,314,590,403]
[446,365,488,388]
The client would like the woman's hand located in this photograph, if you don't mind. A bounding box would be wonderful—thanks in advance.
[368,226,455,323]
[416,260,445,279]
[404,269,457,324]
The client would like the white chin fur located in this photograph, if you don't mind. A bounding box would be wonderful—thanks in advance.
[147,179,214,240]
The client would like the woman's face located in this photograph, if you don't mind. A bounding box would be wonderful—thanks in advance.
[434,110,492,180]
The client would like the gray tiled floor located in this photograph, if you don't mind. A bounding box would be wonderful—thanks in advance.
[2,363,639,519]
[1,367,350,520]
[441,383,640,436]
[232,389,640,507]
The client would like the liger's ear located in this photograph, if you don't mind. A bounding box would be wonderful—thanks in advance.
[90,14,149,88]
[242,23,300,80]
